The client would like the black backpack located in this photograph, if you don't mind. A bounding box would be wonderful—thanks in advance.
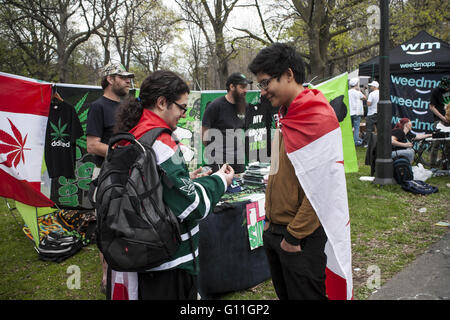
[92,128,181,272]
[392,156,414,185]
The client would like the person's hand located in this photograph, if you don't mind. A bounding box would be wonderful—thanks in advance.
[189,166,212,179]
[218,163,234,186]
[280,238,301,253]
[405,142,413,148]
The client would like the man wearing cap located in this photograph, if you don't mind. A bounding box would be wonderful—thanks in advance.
[363,80,379,147]
[201,72,253,174]
[86,62,134,167]
[348,78,366,146]
[86,62,134,294]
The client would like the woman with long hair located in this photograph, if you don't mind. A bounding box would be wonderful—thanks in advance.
[111,70,234,299]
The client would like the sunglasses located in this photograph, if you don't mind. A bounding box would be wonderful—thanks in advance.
[172,101,188,114]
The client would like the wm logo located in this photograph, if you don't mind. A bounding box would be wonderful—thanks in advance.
[401,42,440,55]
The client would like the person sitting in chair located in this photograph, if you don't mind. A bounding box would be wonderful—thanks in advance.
[391,118,431,164]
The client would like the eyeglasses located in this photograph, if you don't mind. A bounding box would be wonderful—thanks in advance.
[257,76,276,90]
[172,101,188,114]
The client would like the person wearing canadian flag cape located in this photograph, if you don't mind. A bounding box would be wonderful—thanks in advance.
[249,43,353,300]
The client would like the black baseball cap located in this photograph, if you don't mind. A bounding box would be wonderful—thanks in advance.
[226,72,253,88]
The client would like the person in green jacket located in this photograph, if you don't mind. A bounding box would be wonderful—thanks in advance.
[113,70,234,299]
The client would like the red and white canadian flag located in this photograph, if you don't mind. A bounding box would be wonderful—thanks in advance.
[110,271,138,300]
[0,72,54,207]
[279,88,353,300]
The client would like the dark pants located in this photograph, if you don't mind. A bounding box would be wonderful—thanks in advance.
[137,269,197,300]
[363,113,377,145]
[263,225,328,300]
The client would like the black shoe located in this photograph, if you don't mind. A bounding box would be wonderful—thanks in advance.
[47,231,76,244]
[38,238,73,254]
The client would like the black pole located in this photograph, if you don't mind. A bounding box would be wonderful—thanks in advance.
[374,0,394,185]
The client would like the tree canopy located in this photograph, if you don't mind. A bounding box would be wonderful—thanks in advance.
[0,0,447,86]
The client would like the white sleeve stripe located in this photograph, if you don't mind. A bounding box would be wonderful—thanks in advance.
[193,182,210,219]
[147,249,199,271]
[178,188,200,221]
[152,140,175,165]
[180,225,200,241]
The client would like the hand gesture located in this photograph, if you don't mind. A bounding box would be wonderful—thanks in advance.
[218,163,234,186]
[189,166,212,179]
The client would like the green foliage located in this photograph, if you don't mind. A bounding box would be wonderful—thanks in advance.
[390,0,450,46]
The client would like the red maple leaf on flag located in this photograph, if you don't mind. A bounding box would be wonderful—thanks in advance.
[0,118,31,168]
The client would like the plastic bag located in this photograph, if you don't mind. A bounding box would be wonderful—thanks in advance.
[412,163,433,182]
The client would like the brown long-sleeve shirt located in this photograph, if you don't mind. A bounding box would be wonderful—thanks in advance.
[265,129,320,244]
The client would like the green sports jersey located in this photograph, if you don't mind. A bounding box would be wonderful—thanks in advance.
[146,132,227,275]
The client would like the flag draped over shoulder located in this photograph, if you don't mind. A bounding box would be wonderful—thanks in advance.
[0,72,54,207]
[279,88,353,300]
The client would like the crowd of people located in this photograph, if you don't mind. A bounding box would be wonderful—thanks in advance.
[85,44,448,301]
[348,75,450,165]
[86,42,353,301]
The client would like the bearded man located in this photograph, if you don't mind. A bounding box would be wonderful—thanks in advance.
[86,62,134,167]
[202,72,253,174]
[86,62,134,294]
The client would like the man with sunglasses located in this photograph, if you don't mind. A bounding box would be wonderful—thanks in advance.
[201,72,253,174]
[86,62,134,294]
[248,43,352,300]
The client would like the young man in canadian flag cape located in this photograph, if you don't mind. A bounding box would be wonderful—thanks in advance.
[249,43,353,300]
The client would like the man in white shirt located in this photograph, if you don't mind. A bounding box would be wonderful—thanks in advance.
[363,81,380,147]
[348,78,366,146]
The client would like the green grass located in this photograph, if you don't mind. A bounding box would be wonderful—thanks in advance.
[0,204,104,300]
[0,147,449,300]
[224,147,449,300]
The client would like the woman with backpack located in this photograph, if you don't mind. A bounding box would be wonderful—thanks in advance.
[107,70,234,299]
[391,117,431,164]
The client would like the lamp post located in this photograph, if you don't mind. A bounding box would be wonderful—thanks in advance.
[374,0,394,185]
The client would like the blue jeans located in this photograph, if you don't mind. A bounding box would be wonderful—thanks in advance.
[392,149,415,164]
[351,115,362,145]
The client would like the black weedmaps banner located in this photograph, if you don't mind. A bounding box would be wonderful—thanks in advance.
[390,73,444,134]
[359,31,450,134]
[50,84,103,209]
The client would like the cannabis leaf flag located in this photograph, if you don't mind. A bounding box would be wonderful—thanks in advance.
[0,72,54,207]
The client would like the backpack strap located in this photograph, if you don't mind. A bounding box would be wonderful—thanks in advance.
[139,127,176,189]
[140,127,197,269]
[138,127,174,147]
[106,132,140,162]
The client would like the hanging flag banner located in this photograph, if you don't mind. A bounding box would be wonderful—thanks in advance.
[313,73,358,173]
[0,72,54,207]
[246,197,265,250]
